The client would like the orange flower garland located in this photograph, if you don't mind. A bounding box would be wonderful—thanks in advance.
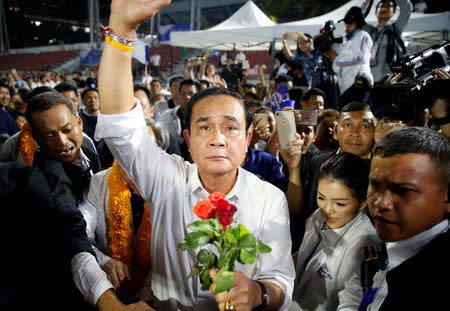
[19,122,37,167]
[106,160,152,296]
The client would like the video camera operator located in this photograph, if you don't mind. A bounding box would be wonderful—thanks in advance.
[322,7,374,110]
[362,0,413,83]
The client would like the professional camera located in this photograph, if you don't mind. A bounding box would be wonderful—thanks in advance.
[369,41,450,122]
[313,20,343,53]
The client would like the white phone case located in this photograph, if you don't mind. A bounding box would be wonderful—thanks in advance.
[275,111,296,149]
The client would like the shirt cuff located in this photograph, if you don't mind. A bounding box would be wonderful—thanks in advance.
[72,252,114,306]
[95,98,146,141]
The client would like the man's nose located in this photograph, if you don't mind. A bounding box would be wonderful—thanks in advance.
[56,133,69,146]
[209,128,226,147]
[373,191,394,212]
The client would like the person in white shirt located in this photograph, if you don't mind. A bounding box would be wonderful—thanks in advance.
[360,127,450,311]
[413,0,427,13]
[324,6,374,110]
[235,51,246,64]
[290,153,381,310]
[73,0,296,310]
[149,53,161,77]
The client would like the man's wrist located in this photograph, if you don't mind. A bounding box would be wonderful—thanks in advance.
[253,280,270,310]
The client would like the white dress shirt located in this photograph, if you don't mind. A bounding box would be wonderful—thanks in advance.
[367,219,449,311]
[79,168,153,300]
[75,103,296,310]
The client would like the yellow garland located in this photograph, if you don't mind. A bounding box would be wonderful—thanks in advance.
[19,122,37,167]
[107,160,152,296]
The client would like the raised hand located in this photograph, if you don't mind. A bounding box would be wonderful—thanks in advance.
[109,0,172,36]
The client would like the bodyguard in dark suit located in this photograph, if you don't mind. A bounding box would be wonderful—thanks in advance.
[360,127,449,311]
[25,91,101,203]
[0,161,96,310]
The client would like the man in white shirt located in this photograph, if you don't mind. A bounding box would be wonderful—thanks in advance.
[324,6,374,109]
[360,127,449,310]
[72,0,295,310]
[149,53,161,77]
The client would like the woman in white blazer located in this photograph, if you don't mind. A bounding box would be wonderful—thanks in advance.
[290,153,381,311]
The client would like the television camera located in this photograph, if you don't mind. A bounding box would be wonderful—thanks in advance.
[369,40,450,122]
[313,20,343,53]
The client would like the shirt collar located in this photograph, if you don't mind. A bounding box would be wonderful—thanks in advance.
[71,147,91,173]
[346,28,362,41]
[386,219,449,269]
[320,209,364,247]
[187,166,250,205]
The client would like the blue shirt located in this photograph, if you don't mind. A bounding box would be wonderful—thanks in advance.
[0,109,18,137]
[242,148,288,192]
[291,49,323,84]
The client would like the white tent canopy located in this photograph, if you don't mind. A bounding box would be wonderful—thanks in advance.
[275,0,449,45]
[170,1,276,51]
[169,0,449,50]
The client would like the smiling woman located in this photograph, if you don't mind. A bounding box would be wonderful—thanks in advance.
[290,152,381,311]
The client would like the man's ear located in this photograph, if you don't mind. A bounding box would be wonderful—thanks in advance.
[183,129,190,150]
[77,115,83,131]
[332,123,338,140]
[246,127,253,148]
[445,184,450,215]
[150,105,156,118]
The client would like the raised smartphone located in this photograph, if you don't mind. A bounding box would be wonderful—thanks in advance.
[275,110,296,149]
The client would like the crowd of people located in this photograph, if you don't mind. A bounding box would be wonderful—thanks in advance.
[0,0,449,310]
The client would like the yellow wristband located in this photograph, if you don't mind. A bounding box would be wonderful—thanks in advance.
[105,35,134,52]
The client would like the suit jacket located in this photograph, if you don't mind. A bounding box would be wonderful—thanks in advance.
[0,161,96,310]
[33,136,101,203]
[379,229,449,311]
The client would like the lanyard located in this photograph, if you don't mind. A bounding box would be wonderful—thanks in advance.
[302,222,326,272]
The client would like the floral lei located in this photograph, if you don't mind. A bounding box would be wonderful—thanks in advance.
[106,160,152,295]
[19,122,37,167]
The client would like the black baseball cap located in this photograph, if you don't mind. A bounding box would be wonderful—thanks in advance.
[339,6,364,25]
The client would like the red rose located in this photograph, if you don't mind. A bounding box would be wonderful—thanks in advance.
[208,192,226,204]
[193,199,216,219]
[215,199,237,230]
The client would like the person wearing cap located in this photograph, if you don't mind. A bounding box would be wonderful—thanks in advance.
[323,6,374,110]
[362,0,412,82]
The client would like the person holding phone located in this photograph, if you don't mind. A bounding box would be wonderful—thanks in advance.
[282,31,323,86]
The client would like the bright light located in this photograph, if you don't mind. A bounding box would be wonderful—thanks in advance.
[84,27,90,33]
[35,21,41,26]
[71,25,80,31]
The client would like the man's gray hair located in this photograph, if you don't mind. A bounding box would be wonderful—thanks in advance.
[145,117,170,151]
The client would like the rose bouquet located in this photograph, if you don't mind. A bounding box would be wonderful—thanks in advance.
[177,192,272,293]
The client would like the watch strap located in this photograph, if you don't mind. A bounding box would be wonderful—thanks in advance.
[434,115,450,125]
[253,280,270,310]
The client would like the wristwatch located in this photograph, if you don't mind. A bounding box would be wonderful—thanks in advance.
[254,280,270,310]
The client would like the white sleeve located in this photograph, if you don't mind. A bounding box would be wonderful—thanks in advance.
[95,103,185,207]
[71,252,114,306]
[334,33,371,67]
[256,192,295,310]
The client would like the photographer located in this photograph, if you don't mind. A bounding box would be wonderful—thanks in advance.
[323,7,374,109]
[281,32,323,87]
[362,0,412,82]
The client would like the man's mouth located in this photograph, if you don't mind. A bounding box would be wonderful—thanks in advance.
[58,146,75,157]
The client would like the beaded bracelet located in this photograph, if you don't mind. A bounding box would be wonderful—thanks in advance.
[98,23,136,52]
